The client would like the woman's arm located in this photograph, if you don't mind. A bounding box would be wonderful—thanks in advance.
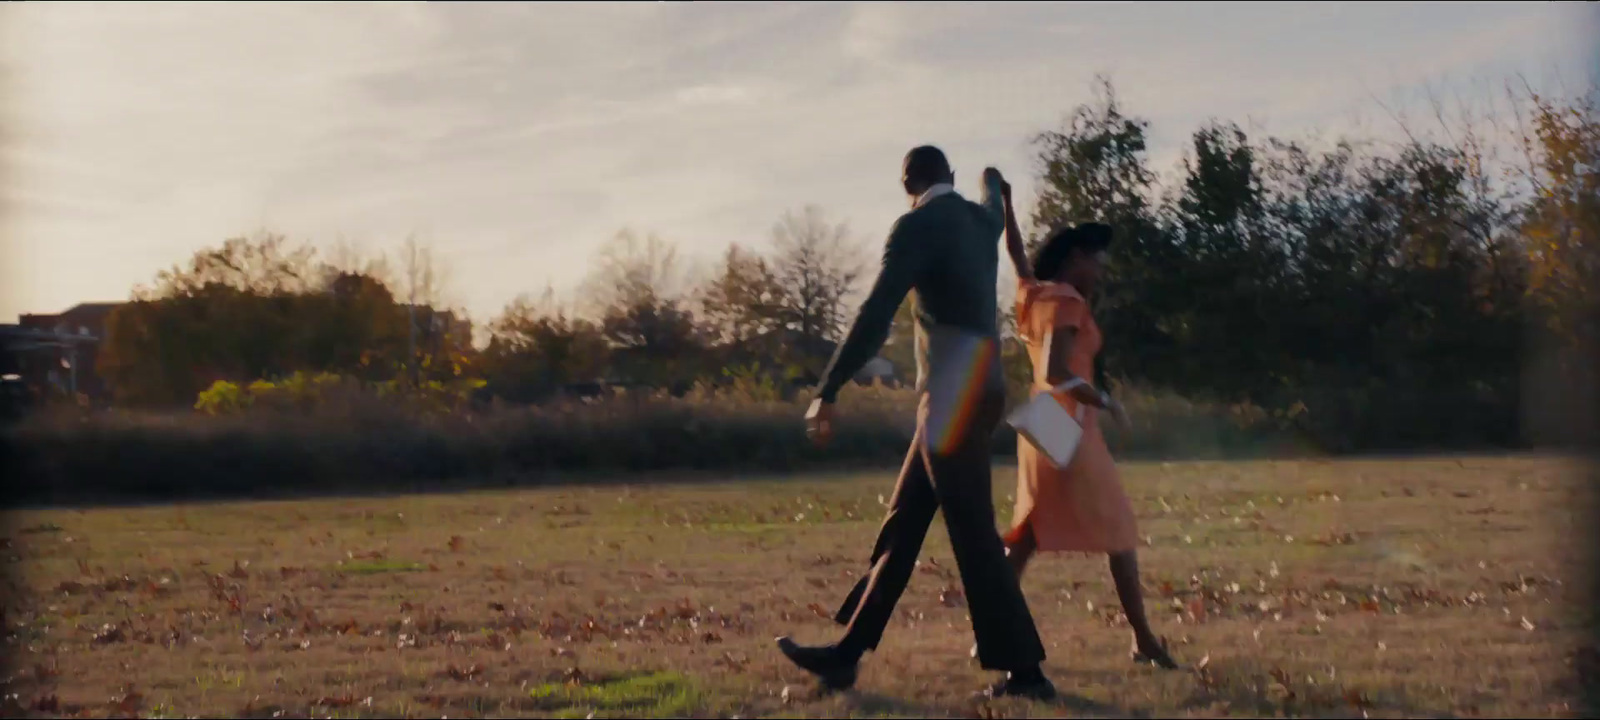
[1045,328,1107,408]
[1002,182,1033,283]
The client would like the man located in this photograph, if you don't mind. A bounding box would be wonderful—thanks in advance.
[776,146,1056,700]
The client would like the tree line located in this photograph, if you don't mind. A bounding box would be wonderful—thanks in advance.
[93,76,1597,453]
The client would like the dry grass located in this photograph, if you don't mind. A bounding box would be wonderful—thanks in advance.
[1,455,1591,718]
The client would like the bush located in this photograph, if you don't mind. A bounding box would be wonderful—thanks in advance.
[0,379,1325,506]
[194,380,252,416]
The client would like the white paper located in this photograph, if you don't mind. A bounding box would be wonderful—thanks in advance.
[1007,379,1089,469]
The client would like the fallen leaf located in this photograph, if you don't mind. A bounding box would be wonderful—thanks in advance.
[114,690,144,715]
[444,663,484,681]
[93,623,127,646]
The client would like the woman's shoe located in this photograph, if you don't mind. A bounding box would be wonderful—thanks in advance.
[1131,636,1180,670]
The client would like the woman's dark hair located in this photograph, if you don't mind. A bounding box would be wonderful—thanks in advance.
[1030,222,1114,281]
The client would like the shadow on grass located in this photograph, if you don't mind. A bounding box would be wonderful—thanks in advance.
[800,684,1144,719]
[1040,691,1149,718]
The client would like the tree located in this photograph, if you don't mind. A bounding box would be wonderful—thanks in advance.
[689,208,868,388]
[697,243,785,347]
[481,289,610,403]
[1032,76,1160,238]
[1515,86,1599,346]
[767,205,866,372]
[581,230,706,389]
[1029,75,1176,389]
[393,236,470,387]
[1510,83,1599,448]
[144,231,321,300]
[103,233,328,405]
[98,232,430,406]
[1164,120,1289,398]
[309,271,408,381]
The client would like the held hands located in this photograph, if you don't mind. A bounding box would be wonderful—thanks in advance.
[804,398,835,449]
[983,167,1012,203]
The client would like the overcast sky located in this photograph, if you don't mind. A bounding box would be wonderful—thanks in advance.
[2,2,1596,323]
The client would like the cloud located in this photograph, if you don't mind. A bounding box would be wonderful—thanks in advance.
[1,2,1592,322]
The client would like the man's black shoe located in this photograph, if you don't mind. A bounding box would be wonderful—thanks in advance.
[775,636,858,691]
[978,668,1057,701]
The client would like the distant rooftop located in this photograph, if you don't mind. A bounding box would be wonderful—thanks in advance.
[20,301,125,319]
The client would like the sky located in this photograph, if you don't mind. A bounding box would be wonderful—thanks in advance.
[2,2,1596,325]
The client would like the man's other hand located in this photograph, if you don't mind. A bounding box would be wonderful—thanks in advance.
[983,167,1012,202]
[805,398,835,449]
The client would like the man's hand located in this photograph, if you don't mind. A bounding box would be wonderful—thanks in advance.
[805,398,835,449]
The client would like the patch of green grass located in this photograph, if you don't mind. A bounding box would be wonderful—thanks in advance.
[529,671,702,718]
[20,522,64,534]
[338,559,424,575]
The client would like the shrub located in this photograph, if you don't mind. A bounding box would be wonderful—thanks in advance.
[193,380,252,416]
[1,380,1320,506]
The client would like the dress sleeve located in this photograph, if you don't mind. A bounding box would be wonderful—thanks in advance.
[1018,281,1088,341]
[1043,292,1088,332]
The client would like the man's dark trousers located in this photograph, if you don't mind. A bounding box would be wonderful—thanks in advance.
[830,385,1047,672]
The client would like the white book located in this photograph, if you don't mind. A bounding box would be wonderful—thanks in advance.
[918,323,1001,456]
[1006,378,1090,469]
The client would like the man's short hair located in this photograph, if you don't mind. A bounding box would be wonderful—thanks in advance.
[904,145,953,186]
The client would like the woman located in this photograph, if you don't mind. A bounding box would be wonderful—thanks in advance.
[994,180,1179,670]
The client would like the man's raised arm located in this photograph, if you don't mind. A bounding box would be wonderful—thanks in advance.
[814,218,925,403]
[978,167,1007,237]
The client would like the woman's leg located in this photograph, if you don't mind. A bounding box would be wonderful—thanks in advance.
[1003,518,1039,583]
[1108,550,1178,669]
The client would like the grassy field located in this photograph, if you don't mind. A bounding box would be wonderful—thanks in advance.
[1,455,1591,718]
